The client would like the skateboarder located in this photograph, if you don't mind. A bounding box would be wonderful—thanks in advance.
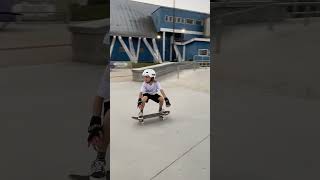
[137,69,171,121]
[87,66,110,179]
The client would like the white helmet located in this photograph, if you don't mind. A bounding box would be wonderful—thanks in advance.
[142,69,156,78]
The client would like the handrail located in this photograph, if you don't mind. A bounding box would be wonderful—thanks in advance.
[212,1,320,22]
[277,2,320,6]
[194,55,210,62]
[218,3,274,18]
[212,1,320,8]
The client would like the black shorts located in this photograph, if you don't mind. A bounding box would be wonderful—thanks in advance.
[103,101,110,116]
[143,93,161,103]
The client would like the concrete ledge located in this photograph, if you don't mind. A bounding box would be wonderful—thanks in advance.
[68,19,109,65]
[132,61,200,82]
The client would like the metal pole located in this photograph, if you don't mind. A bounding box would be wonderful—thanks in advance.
[162,31,166,61]
[172,0,176,62]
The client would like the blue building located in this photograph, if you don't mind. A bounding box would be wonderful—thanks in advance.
[110,0,210,63]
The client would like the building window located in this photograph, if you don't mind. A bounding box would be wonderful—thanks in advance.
[166,16,185,23]
[165,16,173,22]
[198,49,209,56]
[165,15,169,22]
[169,16,173,22]
[185,18,194,25]
[196,20,203,26]
[175,17,183,23]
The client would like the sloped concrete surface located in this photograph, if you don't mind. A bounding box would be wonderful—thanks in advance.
[111,68,210,180]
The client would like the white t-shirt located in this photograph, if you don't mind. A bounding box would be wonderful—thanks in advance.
[140,81,162,95]
[97,67,109,102]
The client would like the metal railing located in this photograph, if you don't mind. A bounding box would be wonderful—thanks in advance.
[12,11,69,22]
[194,55,210,61]
[212,1,320,24]
[193,55,210,67]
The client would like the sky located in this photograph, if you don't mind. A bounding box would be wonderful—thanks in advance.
[132,0,210,14]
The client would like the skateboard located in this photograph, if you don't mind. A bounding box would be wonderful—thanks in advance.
[68,173,109,180]
[132,111,170,124]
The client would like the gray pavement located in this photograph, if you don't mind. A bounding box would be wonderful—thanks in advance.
[213,18,320,179]
[0,22,112,180]
[0,22,210,180]
[0,63,107,180]
[111,68,210,180]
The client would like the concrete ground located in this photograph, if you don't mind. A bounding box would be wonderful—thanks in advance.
[213,18,320,179]
[1,22,210,180]
[0,23,108,180]
[0,63,107,180]
[111,68,210,180]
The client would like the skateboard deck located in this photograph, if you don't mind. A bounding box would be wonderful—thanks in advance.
[69,174,90,180]
[132,111,170,121]
[69,173,109,180]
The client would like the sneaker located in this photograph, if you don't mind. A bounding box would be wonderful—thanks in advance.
[138,111,143,120]
[165,98,171,107]
[159,108,166,115]
[166,101,171,107]
[90,159,106,179]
